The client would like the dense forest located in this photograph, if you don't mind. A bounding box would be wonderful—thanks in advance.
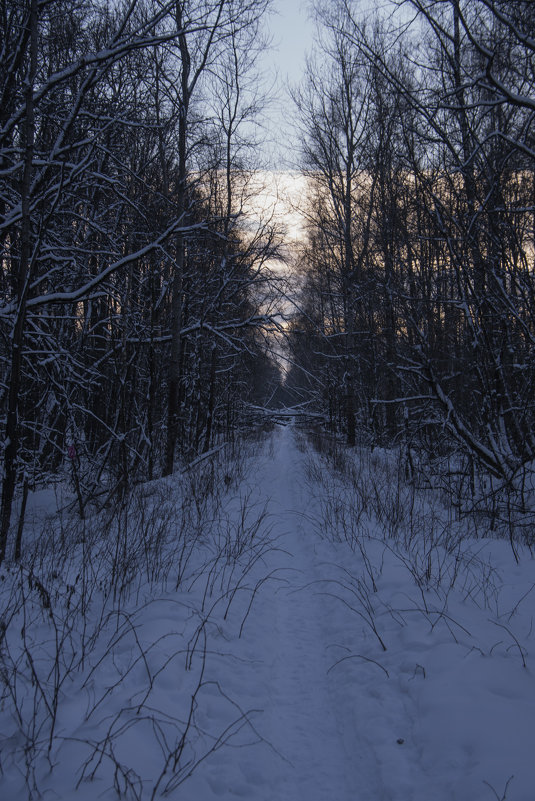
[2,0,535,555]
[0,0,283,563]
[4,0,535,565]
[286,0,535,545]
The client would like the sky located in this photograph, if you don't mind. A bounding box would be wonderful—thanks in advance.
[239,0,317,251]
[259,0,316,169]
[258,0,389,169]
[252,0,379,241]
[267,0,315,86]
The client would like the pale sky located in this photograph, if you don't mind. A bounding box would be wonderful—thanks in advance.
[258,0,383,168]
[259,0,316,168]
[268,0,315,83]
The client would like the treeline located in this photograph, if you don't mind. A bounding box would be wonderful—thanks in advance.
[287,0,535,510]
[0,0,281,561]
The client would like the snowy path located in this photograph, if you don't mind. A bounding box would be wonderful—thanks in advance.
[240,424,358,800]
[184,423,535,801]
[3,423,534,800]
[188,424,366,800]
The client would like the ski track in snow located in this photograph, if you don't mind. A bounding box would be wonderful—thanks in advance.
[241,424,357,801]
[189,424,388,801]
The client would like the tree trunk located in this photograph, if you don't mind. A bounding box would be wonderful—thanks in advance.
[0,0,38,563]
[164,7,190,476]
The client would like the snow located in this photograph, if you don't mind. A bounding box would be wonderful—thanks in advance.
[1,424,535,800]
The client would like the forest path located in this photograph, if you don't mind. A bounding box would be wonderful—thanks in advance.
[187,423,379,801]
[185,423,535,801]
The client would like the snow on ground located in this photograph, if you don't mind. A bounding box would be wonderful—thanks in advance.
[1,423,535,800]
[187,423,535,801]
[185,424,361,801]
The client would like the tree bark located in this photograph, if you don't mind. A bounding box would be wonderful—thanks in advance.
[164,5,190,477]
[0,0,38,563]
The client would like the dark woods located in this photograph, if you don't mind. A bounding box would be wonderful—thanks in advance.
[0,0,281,561]
[3,0,535,563]
[286,0,535,539]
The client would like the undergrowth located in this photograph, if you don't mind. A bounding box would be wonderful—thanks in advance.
[0,436,275,800]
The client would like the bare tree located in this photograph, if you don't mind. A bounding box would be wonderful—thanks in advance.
[0,0,278,562]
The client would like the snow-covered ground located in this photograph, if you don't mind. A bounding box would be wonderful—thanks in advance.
[1,424,534,800]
